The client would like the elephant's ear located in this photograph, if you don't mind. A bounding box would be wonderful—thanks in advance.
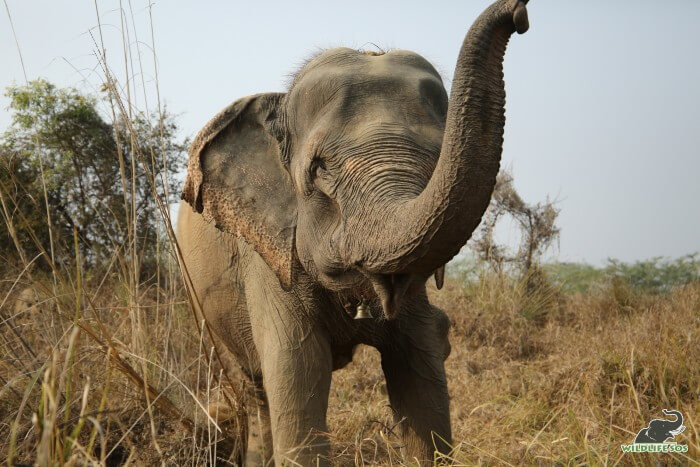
[182,92,297,288]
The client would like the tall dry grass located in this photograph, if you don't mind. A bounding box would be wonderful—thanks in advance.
[0,270,236,465]
[1,1,246,464]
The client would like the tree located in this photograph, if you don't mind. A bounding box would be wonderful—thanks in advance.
[471,169,560,277]
[0,80,187,277]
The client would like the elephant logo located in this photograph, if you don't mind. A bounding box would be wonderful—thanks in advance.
[621,409,688,453]
[635,409,685,443]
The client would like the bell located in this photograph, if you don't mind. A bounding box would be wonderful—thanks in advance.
[355,302,372,319]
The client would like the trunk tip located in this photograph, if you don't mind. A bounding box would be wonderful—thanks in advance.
[513,1,530,34]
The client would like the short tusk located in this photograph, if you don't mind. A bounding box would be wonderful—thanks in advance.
[434,266,445,290]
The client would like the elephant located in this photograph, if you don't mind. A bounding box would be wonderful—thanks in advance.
[634,410,686,443]
[177,0,532,464]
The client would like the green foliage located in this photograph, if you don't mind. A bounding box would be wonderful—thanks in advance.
[446,251,484,283]
[545,254,700,294]
[0,80,187,276]
[543,262,607,293]
[453,254,700,296]
[605,254,700,294]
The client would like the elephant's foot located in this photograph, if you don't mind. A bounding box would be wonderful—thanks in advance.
[207,386,248,465]
[247,394,274,465]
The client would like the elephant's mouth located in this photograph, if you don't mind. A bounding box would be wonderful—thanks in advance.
[316,253,418,319]
[365,273,413,319]
[328,269,414,320]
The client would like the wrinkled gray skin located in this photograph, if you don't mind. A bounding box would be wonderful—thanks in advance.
[178,0,530,464]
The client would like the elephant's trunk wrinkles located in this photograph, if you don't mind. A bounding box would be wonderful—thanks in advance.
[350,0,529,278]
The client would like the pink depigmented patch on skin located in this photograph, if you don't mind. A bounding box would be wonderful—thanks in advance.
[344,157,363,175]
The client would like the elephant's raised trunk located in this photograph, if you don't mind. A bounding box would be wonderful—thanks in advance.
[354,0,529,282]
[662,409,684,432]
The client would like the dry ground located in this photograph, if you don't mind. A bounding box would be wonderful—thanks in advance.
[1,272,698,465]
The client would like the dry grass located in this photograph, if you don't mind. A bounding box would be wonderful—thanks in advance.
[3,269,698,465]
[0,272,237,465]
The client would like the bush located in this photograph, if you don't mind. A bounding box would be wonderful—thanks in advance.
[605,254,700,294]
[0,80,187,278]
[543,254,700,295]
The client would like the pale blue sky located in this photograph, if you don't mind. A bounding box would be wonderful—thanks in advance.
[2,0,698,265]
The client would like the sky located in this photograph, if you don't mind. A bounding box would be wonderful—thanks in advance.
[1,0,698,266]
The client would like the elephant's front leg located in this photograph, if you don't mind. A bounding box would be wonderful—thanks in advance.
[380,303,452,465]
[260,335,332,465]
[247,282,333,464]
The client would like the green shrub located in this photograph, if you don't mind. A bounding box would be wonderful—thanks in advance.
[543,254,699,295]
[605,254,700,294]
[543,262,607,293]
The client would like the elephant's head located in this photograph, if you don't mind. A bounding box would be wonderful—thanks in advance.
[645,410,685,442]
[182,0,529,318]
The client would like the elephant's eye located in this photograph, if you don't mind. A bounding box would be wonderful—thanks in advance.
[307,156,333,197]
[309,157,326,180]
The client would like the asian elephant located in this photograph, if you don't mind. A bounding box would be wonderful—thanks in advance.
[634,410,686,443]
[177,0,532,464]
